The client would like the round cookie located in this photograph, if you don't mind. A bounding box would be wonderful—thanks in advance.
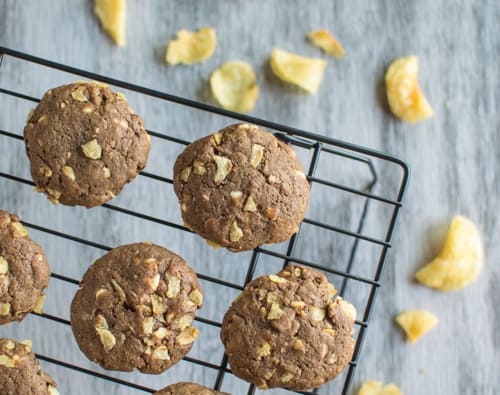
[0,210,50,325]
[220,264,356,391]
[24,81,151,208]
[173,123,309,252]
[70,242,203,373]
[154,382,230,395]
[0,338,59,395]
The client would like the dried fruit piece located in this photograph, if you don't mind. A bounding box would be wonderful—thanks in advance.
[166,27,216,65]
[62,166,76,181]
[358,381,403,395]
[270,48,327,94]
[0,256,8,274]
[243,195,257,212]
[152,345,171,360]
[165,273,181,298]
[94,0,126,46]
[267,303,283,320]
[256,342,271,357]
[307,29,345,58]
[176,326,200,345]
[250,144,264,168]
[415,216,484,291]
[395,309,438,344]
[210,61,259,113]
[229,221,243,242]
[385,56,433,122]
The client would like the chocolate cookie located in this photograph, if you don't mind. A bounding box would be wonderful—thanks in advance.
[220,264,356,391]
[154,382,230,395]
[24,81,151,208]
[0,338,59,395]
[70,242,203,373]
[0,210,50,325]
[173,123,309,252]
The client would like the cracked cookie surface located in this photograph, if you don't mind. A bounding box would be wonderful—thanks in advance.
[220,264,356,391]
[0,210,50,325]
[0,338,59,395]
[154,382,230,395]
[24,81,151,208]
[173,123,310,251]
[70,242,202,373]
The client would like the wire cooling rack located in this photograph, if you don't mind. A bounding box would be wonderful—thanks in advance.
[0,47,408,395]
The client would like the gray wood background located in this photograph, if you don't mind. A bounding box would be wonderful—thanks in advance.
[0,1,499,394]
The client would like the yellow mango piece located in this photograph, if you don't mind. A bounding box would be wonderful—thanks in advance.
[270,48,327,94]
[359,381,403,395]
[94,0,126,46]
[307,29,345,58]
[415,216,484,291]
[385,56,433,122]
[166,27,217,65]
[210,61,259,113]
[395,310,438,344]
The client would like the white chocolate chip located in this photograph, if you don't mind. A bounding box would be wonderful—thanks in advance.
[176,315,194,330]
[268,175,280,183]
[281,373,294,383]
[95,315,116,351]
[11,222,29,238]
[213,133,223,145]
[151,294,167,317]
[193,161,206,175]
[188,289,203,307]
[71,86,89,102]
[152,346,170,360]
[39,166,53,178]
[176,326,200,345]
[310,306,326,322]
[153,327,170,339]
[143,317,154,335]
[47,385,60,395]
[229,221,243,242]
[0,355,15,367]
[110,279,126,302]
[243,195,257,212]
[81,139,102,160]
[103,167,111,178]
[256,342,271,357]
[250,144,264,168]
[295,169,307,179]
[165,273,181,298]
[0,257,8,274]
[267,303,283,320]
[62,166,75,181]
[180,167,192,182]
[213,155,233,183]
[33,294,46,314]
[338,298,357,321]
[268,274,287,284]
[0,303,10,315]
[147,274,161,292]
[230,191,243,206]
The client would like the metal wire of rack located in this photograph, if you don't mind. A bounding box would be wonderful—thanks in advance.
[0,47,409,395]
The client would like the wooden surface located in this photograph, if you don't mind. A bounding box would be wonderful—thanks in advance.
[1,1,499,394]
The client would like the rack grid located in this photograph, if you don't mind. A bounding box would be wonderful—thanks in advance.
[0,47,409,395]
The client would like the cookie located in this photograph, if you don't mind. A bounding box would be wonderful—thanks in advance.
[0,338,59,395]
[173,123,310,252]
[70,242,203,373]
[220,264,356,391]
[0,210,50,325]
[154,382,230,395]
[24,81,151,208]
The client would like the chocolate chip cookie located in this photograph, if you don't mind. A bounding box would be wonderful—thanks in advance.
[173,123,310,252]
[154,382,230,395]
[0,338,59,395]
[220,264,356,391]
[0,210,50,325]
[70,242,203,373]
[24,81,151,208]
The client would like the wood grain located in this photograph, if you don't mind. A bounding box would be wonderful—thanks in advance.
[0,1,499,394]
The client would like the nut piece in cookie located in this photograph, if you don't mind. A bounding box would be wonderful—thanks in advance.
[0,210,50,325]
[154,382,230,395]
[221,264,356,390]
[173,123,310,252]
[70,242,202,373]
[0,338,59,395]
[24,81,150,208]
